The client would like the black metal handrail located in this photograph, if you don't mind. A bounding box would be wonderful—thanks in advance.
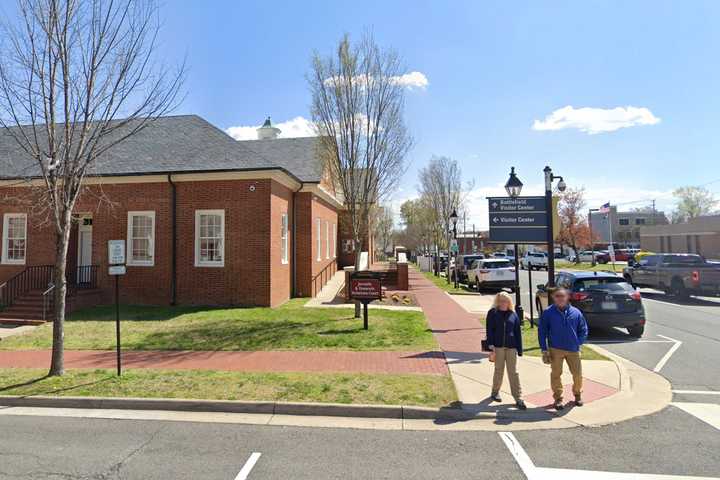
[311,260,338,297]
[42,283,55,322]
[72,265,98,289]
[0,265,54,309]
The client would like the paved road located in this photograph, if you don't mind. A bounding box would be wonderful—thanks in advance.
[0,407,718,480]
[516,268,720,404]
[1,268,718,479]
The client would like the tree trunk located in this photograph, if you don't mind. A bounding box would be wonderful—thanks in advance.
[353,238,362,318]
[48,212,72,377]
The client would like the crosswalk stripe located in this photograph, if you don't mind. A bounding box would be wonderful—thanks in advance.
[672,403,720,431]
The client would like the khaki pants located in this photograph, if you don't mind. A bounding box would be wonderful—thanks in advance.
[549,348,583,401]
[491,347,522,401]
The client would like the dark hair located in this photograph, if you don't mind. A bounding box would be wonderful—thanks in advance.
[552,287,569,298]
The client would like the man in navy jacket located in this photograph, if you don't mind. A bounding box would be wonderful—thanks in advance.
[538,287,589,410]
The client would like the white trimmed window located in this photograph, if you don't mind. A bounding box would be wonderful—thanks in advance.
[332,223,337,258]
[2,213,27,265]
[316,218,321,261]
[127,211,155,266]
[281,213,289,264]
[325,221,330,259]
[195,210,225,267]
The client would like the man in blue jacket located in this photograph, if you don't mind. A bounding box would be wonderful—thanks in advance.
[538,287,589,410]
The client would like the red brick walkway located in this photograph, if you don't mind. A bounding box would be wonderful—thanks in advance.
[408,268,485,355]
[0,350,448,376]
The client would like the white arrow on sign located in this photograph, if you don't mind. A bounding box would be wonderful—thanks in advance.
[493,217,499,223]
[492,201,499,208]
[499,432,718,480]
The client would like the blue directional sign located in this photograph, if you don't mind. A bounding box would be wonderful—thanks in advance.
[488,196,549,244]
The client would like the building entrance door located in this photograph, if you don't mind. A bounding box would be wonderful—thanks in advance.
[77,215,93,284]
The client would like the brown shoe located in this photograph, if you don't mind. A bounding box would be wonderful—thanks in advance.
[553,400,564,411]
[574,397,584,407]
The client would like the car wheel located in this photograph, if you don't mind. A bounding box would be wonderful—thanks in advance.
[627,325,644,338]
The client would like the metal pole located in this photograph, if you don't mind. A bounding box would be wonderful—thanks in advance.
[590,208,596,266]
[528,266,534,327]
[544,166,556,287]
[363,302,368,330]
[453,224,459,289]
[115,275,121,376]
[513,242,521,309]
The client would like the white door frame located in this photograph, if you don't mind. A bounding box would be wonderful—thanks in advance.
[76,214,93,283]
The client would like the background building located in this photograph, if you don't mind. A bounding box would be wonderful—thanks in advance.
[590,206,667,247]
[640,215,720,259]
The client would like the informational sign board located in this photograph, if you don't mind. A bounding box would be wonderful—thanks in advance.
[450,238,459,254]
[350,275,382,301]
[109,265,127,276]
[488,196,548,244]
[108,240,126,265]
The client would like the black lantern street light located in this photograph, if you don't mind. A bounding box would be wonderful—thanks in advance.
[505,167,524,320]
[450,209,459,288]
[544,166,567,287]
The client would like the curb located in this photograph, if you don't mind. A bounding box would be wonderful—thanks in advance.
[0,395,476,421]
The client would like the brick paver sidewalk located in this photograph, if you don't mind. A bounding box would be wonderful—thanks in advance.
[408,268,485,356]
[0,349,448,376]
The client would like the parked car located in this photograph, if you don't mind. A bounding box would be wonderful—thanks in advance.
[573,250,602,263]
[492,252,507,259]
[451,254,485,282]
[535,271,646,337]
[520,251,548,270]
[467,258,516,292]
[623,253,720,298]
[612,249,633,262]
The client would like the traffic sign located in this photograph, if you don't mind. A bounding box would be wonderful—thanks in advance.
[450,238,459,253]
[108,240,125,265]
[488,196,550,244]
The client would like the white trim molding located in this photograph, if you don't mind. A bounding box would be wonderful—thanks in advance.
[1,213,27,265]
[195,209,225,267]
[126,211,156,266]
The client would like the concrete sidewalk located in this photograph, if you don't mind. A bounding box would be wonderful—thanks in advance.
[409,267,671,429]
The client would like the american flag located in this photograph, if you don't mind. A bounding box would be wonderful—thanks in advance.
[599,202,611,214]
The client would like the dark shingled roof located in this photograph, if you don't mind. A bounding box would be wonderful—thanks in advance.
[0,115,323,183]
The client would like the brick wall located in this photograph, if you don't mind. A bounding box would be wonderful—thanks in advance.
[294,192,338,297]
[0,177,330,308]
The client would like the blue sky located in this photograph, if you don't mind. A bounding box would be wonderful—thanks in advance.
[8,1,720,228]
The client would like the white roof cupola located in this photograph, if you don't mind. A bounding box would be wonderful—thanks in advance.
[257,116,281,140]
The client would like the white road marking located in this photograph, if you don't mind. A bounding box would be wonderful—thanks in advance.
[672,403,720,431]
[499,432,719,480]
[590,340,674,344]
[653,335,682,372]
[672,390,720,395]
[234,452,261,480]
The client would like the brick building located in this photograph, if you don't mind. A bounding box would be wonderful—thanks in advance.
[0,115,354,314]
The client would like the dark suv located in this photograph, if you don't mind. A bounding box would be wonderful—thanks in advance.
[535,271,646,337]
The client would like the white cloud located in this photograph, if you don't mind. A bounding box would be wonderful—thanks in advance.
[324,71,429,90]
[226,116,316,141]
[532,106,661,134]
[390,71,429,89]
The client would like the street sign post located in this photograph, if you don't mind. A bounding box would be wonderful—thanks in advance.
[349,271,382,330]
[107,240,126,376]
[488,196,549,244]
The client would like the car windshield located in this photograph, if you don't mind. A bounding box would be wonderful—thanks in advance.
[574,277,634,293]
[483,260,512,269]
[662,255,705,265]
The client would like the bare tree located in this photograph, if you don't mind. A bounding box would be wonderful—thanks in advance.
[0,0,184,376]
[373,205,394,260]
[418,156,468,281]
[309,33,411,315]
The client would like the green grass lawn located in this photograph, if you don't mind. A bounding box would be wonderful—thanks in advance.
[556,260,626,273]
[419,269,475,295]
[0,299,437,352]
[0,368,457,407]
[520,322,608,360]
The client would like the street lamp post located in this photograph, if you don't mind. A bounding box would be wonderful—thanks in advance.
[544,166,566,287]
[505,167,524,320]
[450,209,459,288]
[589,208,599,266]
